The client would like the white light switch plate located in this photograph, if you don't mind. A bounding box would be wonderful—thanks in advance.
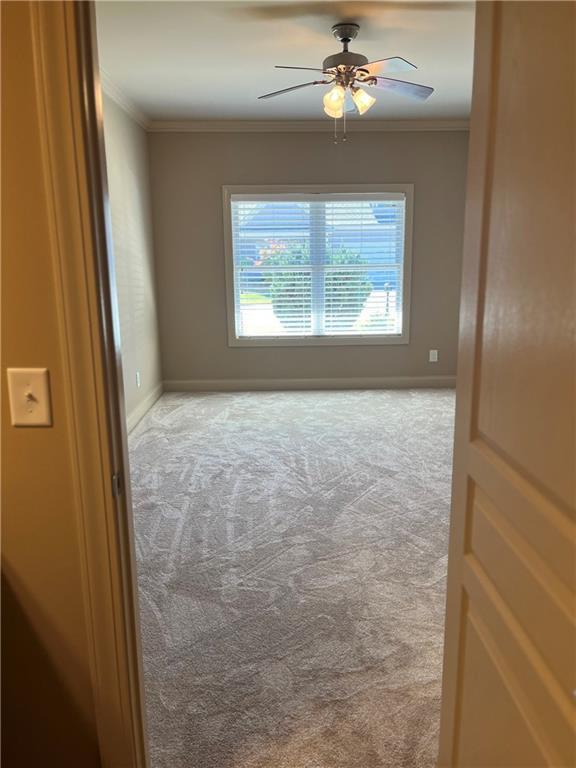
[429,349,439,363]
[7,368,52,426]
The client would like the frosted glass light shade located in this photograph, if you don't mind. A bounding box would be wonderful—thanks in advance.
[323,84,345,118]
[351,87,376,115]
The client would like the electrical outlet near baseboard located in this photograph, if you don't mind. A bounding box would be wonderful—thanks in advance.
[429,349,439,363]
[136,371,141,388]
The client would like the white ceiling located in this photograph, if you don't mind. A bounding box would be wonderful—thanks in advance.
[95,1,475,122]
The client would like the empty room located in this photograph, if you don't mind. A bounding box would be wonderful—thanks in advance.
[96,2,470,766]
[4,2,575,767]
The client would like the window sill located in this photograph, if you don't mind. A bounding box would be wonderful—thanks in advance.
[228,334,409,348]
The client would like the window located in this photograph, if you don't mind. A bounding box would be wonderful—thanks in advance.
[223,185,413,346]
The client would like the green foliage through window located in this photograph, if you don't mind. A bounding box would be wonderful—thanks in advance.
[258,242,371,331]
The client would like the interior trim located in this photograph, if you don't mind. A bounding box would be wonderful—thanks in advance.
[99,75,469,133]
[100,68,150,129]
[73,5,150,764]
[126,383,164,432]
[28,3,149,764]
[163,376,457,392]
[148,119,470,133]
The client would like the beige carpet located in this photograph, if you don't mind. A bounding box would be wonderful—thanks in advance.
[129,390,455,768]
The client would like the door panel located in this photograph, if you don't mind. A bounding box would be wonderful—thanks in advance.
[475,0,575,509]
[438,3,576,766]
[457,612,549,768]
[469,485,573,688]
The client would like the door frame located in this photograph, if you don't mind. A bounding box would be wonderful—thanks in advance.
[73,4,149,765]
[31,2,149,764]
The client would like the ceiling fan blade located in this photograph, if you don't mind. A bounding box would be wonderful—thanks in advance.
[370,76,434,101]
[258,80,328,100]
[275,66,329,73]
[362,56,417,75]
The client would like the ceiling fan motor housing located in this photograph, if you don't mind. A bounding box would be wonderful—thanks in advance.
[324,23,368,71]
[322,50,369,71]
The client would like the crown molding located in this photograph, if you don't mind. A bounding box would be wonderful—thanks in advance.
[147,118,469,133]
[95,74,469,134]
[99,69,150,130]
[95,75,469,134]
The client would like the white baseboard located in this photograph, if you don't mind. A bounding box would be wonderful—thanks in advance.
[163,376,456,393]
[126,383,163,432]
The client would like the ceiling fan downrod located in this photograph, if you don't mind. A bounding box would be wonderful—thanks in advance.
[323,23,369,71]
[332,22,359,51]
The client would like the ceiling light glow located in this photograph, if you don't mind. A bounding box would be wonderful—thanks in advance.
[351,86,376,115]
[323,84,345,118]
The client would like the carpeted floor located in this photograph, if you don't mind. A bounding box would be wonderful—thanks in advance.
[129,390,455,768]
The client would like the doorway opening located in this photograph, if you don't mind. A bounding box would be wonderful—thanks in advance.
[94,2,473,766]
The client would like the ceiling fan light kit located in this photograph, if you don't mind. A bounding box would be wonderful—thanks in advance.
[351,86,376,116]
[258,22,434,141]
[322,83,346,118]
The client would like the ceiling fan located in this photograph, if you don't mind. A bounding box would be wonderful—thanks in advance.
[258,22,434,118]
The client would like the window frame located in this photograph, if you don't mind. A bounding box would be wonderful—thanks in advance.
[222,184,414,347]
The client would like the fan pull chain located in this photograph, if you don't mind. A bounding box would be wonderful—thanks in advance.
[333,116,349,145]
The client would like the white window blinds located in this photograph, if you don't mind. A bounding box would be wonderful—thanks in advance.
[229,192,407,339]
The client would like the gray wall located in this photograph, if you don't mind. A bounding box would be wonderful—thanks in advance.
[103,96,162,423]
[149,130,468,386]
